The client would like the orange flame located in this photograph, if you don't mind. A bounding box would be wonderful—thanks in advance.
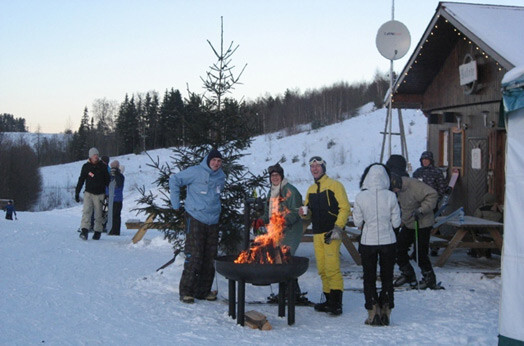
[235,192,292,264]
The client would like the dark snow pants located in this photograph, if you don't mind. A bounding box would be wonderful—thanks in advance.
[109,201,122,235]
[179,214,219,299]
[396,226,433,274]
[360,243,396,309]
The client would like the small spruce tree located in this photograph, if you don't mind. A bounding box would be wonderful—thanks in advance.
[136,17,266,257]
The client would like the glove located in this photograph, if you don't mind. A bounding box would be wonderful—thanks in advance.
[412,208,423,221]
[75,193,80,203]
[324,226,343,244]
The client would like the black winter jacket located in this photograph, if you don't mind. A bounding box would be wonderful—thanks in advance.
[76,160,110,195]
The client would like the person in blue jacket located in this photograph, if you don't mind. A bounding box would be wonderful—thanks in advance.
[4,200,17,220]
[107,160,125,236]
[169,148,226,304]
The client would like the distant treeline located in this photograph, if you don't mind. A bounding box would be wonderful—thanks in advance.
[68,71,389,159]
[1,72,389,164]
[0,113,27,132]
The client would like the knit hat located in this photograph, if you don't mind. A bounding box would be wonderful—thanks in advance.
[309,156,326,173]
[386,154,408,177]
[88,147,99,158]
[420,151,434,164]
[268,163,284,180]
[390,172,403,191]
[110,160,120,168]
[206,148,223,167]
[101,155,110,165]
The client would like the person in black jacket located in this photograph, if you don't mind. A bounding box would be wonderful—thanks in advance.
[75,147,110,240]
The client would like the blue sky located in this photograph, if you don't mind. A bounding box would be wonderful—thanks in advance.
[1,0,522,133]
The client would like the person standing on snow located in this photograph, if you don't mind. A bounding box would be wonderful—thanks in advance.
[412,151,448,201]
[386,154,410,177]
[259,163,307,304]
[353,163,401,326]
[75,147,110,241]
[107,160,125,236]
[4,200,17,220]
[299,156,351,316]
[390,173,439,289]
[169,148,226,304]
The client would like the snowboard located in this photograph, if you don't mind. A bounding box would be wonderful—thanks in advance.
[434,169,460,218]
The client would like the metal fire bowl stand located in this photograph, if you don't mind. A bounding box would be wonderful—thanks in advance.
[215,255,309,326]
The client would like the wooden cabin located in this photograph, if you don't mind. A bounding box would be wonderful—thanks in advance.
[392,2,524,214]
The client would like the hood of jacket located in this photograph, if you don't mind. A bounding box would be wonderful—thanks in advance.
[362,164,390,191]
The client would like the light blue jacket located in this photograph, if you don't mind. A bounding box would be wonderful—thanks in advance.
[169,155,226,225]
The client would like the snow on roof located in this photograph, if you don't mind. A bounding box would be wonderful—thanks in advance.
[442,2,524,67]
[502,65,524,85]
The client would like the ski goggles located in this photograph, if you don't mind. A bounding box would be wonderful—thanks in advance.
[309,156,326,166]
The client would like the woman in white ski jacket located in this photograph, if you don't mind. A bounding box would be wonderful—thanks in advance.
[353,163,401,326]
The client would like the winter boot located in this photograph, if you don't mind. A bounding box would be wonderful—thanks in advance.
[394,266,416,287]
[314,292,331,313]
[365,304,382,326]
[329,290,343,316]
[79,228,89,240]
[180,296,195,304]
[418,270,437,290]
[380,305,391,326]
[92,231,101,240]
[204,290,218,301]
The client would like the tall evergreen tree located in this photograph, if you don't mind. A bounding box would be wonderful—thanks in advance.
[136,17,266,256]
[69,107,91,160]
[116,95,140,154]
[159,88,184,148]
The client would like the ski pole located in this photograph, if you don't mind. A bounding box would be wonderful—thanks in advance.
[414,218,420,291]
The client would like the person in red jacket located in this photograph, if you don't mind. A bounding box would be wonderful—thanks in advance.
[75,148,110,241]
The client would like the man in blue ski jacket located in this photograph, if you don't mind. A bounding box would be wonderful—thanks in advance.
[169,148,226,304]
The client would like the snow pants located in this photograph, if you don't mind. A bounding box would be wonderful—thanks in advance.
[81,192,105,233]
[360,243,396,309]
[396,226,433,274]
[313,233,343,293]
[109,201,122,235]
[179,214,219,299]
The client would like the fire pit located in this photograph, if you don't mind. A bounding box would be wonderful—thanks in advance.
[215,255,309,326]
[217,196,310,326]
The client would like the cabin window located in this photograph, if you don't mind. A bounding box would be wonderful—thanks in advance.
[451,127,464,171]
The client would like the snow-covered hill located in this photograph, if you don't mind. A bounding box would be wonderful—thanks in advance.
[1,105,501,344]
[36,104,426,211]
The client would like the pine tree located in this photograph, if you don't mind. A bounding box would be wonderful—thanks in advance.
[136,17,266,256]
[69,107,91,160]
[116,95,140,154]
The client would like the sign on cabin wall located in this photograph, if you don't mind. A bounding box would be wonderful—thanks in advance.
[471,147,482,169]
[459,60,478,86]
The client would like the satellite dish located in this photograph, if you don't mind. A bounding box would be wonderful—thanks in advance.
[376,20,411,60]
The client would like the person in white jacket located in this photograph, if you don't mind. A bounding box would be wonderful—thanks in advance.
[353,163,401,326]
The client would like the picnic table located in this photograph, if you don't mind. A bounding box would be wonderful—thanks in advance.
[430,215,503,267]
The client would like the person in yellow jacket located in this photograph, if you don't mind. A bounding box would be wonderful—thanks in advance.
[299,156,351,316]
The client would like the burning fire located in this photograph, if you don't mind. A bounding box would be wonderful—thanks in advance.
[235,194,292,264]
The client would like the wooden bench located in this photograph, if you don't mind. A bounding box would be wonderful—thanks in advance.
[126,214,362,265]
[300,223,361,265]
[125,213,158,244]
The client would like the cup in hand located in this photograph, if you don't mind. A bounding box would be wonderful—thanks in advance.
[300,206,308,216]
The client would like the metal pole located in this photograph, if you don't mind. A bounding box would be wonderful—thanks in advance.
[387,59,394,159]
[415,219,420,291]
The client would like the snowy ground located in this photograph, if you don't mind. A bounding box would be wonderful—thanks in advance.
[1,210,500,345]
[2,105,502,344]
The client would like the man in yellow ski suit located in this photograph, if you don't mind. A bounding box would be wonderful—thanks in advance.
[300,156,351,316]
